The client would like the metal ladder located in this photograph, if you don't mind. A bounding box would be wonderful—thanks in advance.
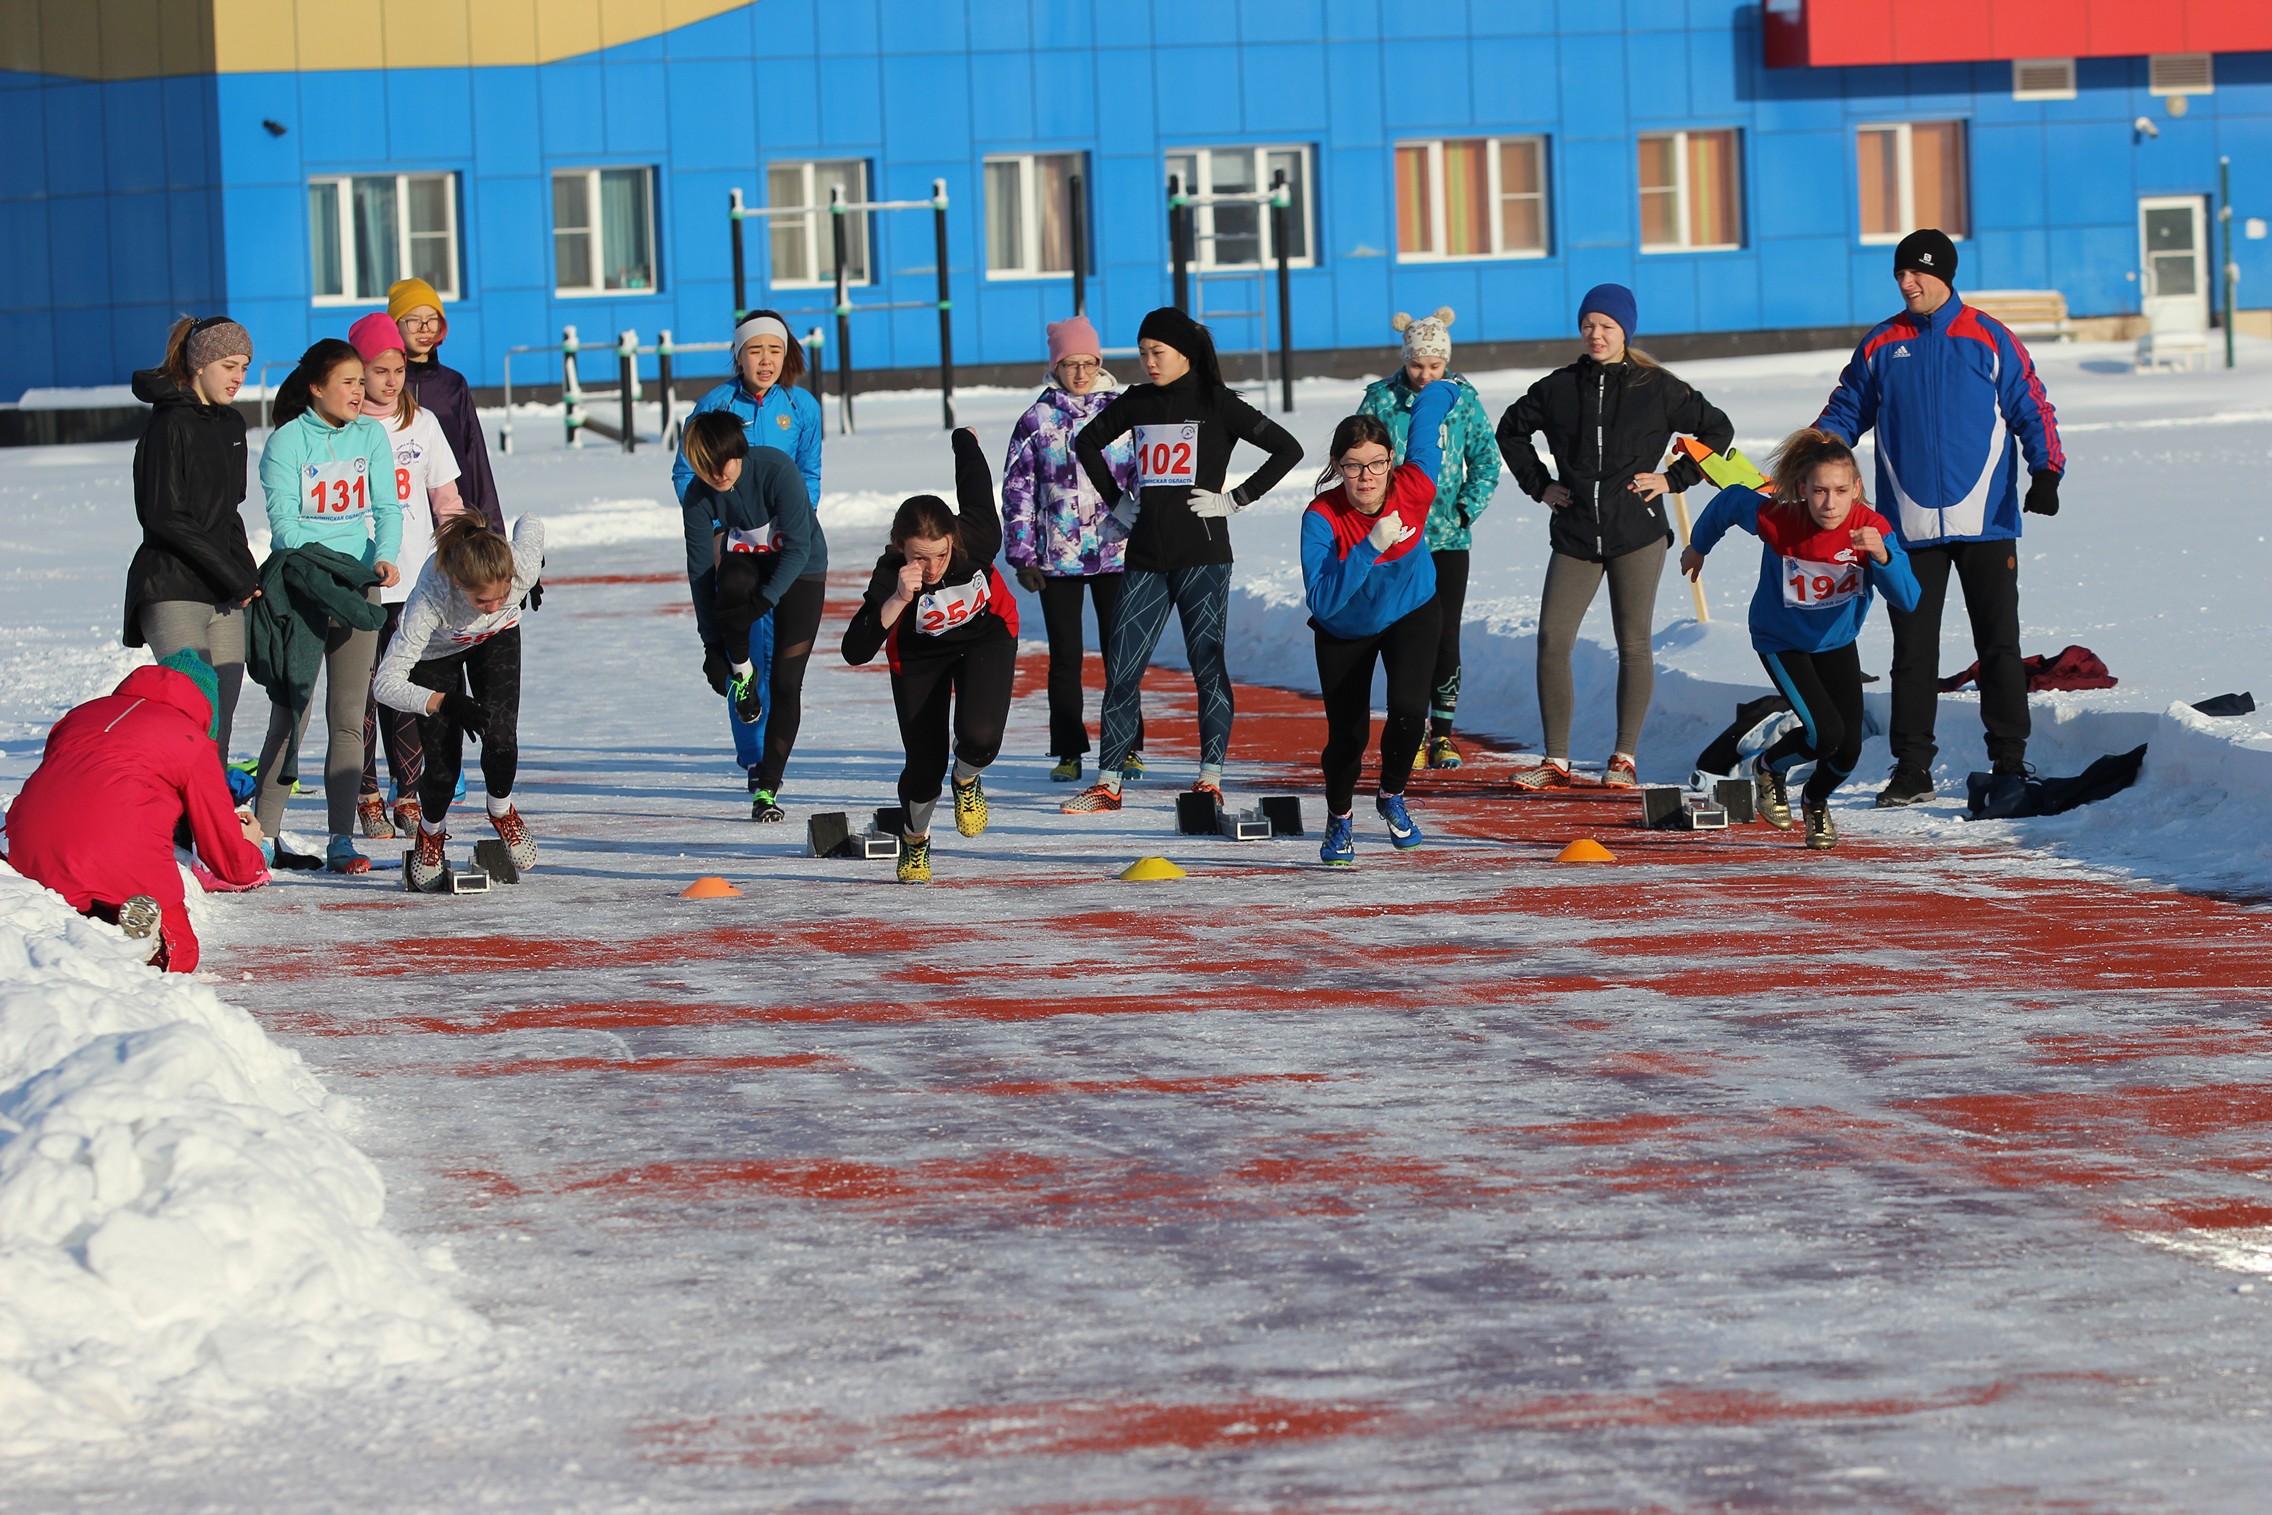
[1189,258,1272,407]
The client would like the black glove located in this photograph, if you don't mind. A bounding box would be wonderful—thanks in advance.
[701,643,732,697]
[440,691,487,743]
[1015,566,1045,593]
[2023,471,2061,517]
[526,579,544,611]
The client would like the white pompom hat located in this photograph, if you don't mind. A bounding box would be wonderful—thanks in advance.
[1392,306,1455,364]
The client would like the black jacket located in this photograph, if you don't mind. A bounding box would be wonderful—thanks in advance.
[403,353,504,532]
[1072,372,1303,572]
[122,369,259,645]
[1496,356,1733,563]
[843,429,1014,670]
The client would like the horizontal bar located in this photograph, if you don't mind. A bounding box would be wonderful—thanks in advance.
[832,197,945,213]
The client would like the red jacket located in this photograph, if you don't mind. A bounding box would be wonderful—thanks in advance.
[4,665,268,972]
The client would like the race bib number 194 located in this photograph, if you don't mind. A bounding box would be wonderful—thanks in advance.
[1132,423,1198,488]
[1782,556,1863,608]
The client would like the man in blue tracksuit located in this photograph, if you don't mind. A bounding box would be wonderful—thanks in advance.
[1816,229,2065,808]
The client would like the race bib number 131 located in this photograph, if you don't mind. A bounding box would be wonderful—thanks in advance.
[301,457,371,520]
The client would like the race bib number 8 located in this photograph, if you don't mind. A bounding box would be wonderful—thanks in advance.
[301,457,371,520]
[1132,423,1198,488]
[1782,556,1863,609]
[916,573,990,636]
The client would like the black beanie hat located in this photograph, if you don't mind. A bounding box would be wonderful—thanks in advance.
[1135,306,1222,389]
[1893,228,1958,287]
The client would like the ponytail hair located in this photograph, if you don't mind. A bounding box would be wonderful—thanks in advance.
[161,316,200,390]
[270,338,362,428]
[1766,427,1866,523]
[1314,412,1395,493]
[889,493,960,553]
[433,512,516,592]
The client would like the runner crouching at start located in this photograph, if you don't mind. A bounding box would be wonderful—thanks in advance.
[841,428,1017,885]
[1681,427,1920,849]
[374,513,546,890]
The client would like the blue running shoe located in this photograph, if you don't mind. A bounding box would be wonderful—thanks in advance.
[1319,813,1355,866]
[1375,792,1424,849]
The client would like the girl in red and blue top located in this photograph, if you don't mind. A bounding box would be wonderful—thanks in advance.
[1682,427,1922,850]
[1301,378,1457,864]
[841,428,1016,885]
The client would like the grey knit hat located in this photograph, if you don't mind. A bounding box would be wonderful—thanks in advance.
[183,317,252,374]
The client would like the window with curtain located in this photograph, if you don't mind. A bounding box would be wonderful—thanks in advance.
[308,172,458,304]
[1855,122,1968,244]
[551,167,660,295]
[1163,146,1316,269]
[766,159,870,286]
[1393,137,1551,260]
[983,152,1087,278]
[1637,130,1743,251]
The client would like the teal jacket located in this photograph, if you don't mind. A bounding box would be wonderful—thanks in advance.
[1356,372,1502,551]
[246,544,386,783]
[259,409,402,568]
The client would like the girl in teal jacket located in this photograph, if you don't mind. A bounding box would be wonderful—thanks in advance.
[249,338,403,875]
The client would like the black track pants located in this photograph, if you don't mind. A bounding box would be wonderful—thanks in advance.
[1315,598,1441,815]
[410,626,522,824]
[1428,548,1469,736]
[718,568,826,793]
[1759,642,1865,805]
[1886,539,2027,771]
[891,633,1019,809]
[1038,572,1143,760]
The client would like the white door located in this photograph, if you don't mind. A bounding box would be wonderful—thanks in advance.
[2139,196,2209,331]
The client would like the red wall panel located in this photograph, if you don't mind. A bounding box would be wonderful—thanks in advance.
[1768,0,2272,66]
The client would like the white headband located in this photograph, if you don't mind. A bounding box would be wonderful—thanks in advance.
[734,315,791,353]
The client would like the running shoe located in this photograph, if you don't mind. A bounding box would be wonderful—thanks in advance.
[1753,759,1793,830]
[406,826,449,892]
[357,792,396,840]
[1601,755,1639,789]
[1874,766,1934,808]
[116,894,164,961]
[488,806,538,871]
[1191,778,1224,807]
[325,835,372,875]
[751,788,786,823]
[1060,782,1122,814]
[952,774,989,837]
[897,833,932,884]
[1803,800,1839,851]
[1049,756,1082,783]
[1509,759,1573,791]
[1319,814,1355,865]
[1375,792,1424,849]
[391,795,422,835]
[1122,751,1148,781]
[728,670,763,725]
[1425,735,1463,770]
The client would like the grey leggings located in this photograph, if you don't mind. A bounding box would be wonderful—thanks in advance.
[140,601,245,756]
[254,611,379,839]
[1536,539,1665,760]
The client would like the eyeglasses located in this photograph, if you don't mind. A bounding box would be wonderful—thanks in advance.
[1057,359,1100,376]
[1335,459,1392,479]
[400,314,442,330]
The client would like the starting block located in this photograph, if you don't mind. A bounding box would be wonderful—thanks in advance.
[807,810,901,860]
[401,854,488,893]
[1713,777,1757,824]
[1175,792,1303,840]
[1640,786,1729,832]
[471,838,521,883]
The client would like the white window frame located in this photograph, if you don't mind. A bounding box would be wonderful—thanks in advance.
[551,166,660,299]
[1392,137,1550,263]
[2149,53,2214,96]
[308,172,459,306]
[982,152,1085,281]
[2010,58,2077,101]
[1164,145,1317,270]
[1854,121,1969,247]
[766,159,871,289]
[1637,129,1744,254]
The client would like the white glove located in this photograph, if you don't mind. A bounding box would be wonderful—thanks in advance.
[1367,512,1417,553]
[1110,489,1141,529]
[1188,488,1239,519]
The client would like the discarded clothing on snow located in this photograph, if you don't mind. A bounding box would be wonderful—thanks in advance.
[1691,693,1881,786]
[2192,691,2256,718]
[1965,744,2147,820]
[1939,644,2115,694]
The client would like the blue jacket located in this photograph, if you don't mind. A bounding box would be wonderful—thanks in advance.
[672,379,824,505]
[1302,381,1454,640]
[1815,297,2065,548]
[1690,485,1923,656]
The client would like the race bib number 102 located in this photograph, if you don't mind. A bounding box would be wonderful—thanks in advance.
[1132,423,1199,488]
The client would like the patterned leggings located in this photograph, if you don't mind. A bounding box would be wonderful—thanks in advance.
[1099,564,1233,772]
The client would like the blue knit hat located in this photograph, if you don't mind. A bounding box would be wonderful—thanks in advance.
[156,648,221,741]
[1577,283,1638,341]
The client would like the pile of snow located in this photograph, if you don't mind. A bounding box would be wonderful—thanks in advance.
[0,862,485,1453]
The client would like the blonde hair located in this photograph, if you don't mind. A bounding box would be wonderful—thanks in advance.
[681,411,749,483]
[433,512,515,592]
[1767,427,1866,523]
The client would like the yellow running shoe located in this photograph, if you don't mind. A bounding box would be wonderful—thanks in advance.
[897,833,932,884]
[953,774,988,837]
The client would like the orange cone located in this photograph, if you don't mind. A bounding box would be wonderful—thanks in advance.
[679,875,743,898]
[1555,838,1617,864]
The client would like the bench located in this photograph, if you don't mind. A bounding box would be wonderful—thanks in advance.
[1965,288,2071,341]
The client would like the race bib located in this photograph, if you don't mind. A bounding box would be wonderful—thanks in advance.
[300,457,371,520]
[1132,423,1198,488]
[915,572,989,636]
[449,611,520,646]
[724,522,777,555]
[1782,555,1863,609]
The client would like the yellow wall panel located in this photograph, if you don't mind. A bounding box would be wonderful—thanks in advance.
[533,0,602,64]
[33,0,101,78]
[213,0,297,74]
[600,0,666,52]
[293,0,386,72]
[465,0,541,66]
[96,0,164,79]
[382,0,472,69]
[158,0,219,76]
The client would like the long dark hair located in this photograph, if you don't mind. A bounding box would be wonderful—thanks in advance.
[271,338,362,428]
[890,494,960,553]
[738,308,808,393]
[1314,413,1395,493]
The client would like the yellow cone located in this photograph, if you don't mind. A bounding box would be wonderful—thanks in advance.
[1554,837,1617,864]
[680,875,743,898]
[1119,856,1187,881]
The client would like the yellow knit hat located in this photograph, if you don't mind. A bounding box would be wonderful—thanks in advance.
[386,277,445,322]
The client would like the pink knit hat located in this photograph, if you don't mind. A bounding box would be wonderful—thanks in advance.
[1046,315,1102,365]
[347,312,405,363]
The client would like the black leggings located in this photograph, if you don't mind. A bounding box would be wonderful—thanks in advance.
[891,632,1019,810]
[1428,548,1469,736]
[1760,643,1865,805]
[361,602,426,799]
[718,569,826,793]
[1315,598,1442,815]
[410,626,522,824]
[1038,572,1143,759]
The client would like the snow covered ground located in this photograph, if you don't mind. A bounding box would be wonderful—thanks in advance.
[0,337,2270,1508]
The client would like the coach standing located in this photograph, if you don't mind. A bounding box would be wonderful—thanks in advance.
[1815,229,2066,807]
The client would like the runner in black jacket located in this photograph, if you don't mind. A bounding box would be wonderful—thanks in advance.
[388,278,507,534]
[842,428,1017,885]
[1061,307,1303,814]
[1495,284,1732,788]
